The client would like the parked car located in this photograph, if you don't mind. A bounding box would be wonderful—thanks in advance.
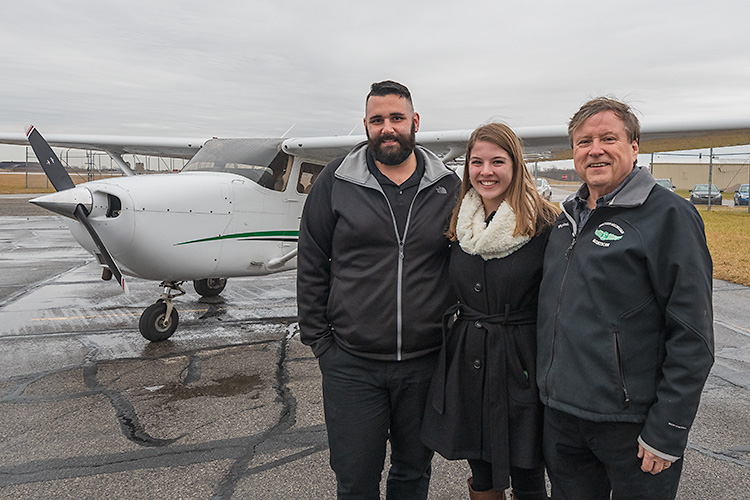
[689,184,722,205]
[535,178,552,200]
[734,184,749,206]
[654,178,675,192]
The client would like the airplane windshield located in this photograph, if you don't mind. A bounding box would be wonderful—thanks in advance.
[183,138,291,191]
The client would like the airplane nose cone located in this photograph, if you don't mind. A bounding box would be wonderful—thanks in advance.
[30,186,93,219]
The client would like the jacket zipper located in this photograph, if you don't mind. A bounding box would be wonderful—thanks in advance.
[613,329,631,408]
[562,207,578,260]
[343,150,454,362]
[546,207,578,400]
[379,190,417,362]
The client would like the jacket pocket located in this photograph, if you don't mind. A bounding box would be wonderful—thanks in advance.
[616,296,662,407]
[508,327,540,405]
[613,329,631,409]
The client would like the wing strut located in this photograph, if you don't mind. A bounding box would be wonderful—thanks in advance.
[104,150,136,176]
[266,248,298,271]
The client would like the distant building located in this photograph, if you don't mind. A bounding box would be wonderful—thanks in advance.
[651,162,750,191]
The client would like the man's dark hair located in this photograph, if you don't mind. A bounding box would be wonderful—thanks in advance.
[366,80,413,107]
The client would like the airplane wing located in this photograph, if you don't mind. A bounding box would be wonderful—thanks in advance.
[281,130,473,164]
[637,118,750,156]
[2,117,750,168]
[0,132,207,159]
[283,119,750,164]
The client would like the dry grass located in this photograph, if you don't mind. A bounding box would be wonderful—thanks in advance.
[0,172,120,194]
[694,206,750,286]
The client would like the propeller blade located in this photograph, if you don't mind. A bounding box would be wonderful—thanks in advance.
[73,204,129,294]
[25,126,128,293]
[25,125,75,192]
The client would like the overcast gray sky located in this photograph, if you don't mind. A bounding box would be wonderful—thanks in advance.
[1,0,750,163]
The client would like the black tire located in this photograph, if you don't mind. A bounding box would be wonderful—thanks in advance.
[193,278,227,297]
[139,302,179,341]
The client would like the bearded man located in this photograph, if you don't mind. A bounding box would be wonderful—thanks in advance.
[297,80,460,500]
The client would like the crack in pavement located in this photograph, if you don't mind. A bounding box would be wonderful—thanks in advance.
[0,425,327,487]
[180,353,203,385]
[211,331,299,499]
[0,324,331,495]
[81,347,180,447]
[687,442,750,468]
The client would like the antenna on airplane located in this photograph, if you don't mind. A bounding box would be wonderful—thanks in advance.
[281,123,297,138]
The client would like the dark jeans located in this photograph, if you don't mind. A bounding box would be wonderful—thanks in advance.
[318,343,437,500]
[543,406,683,500]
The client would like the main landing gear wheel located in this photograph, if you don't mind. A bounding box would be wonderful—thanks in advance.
[139,301,179,342]
[193,278,227,297]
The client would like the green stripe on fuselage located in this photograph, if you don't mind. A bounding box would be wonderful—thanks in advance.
[175,230,299,246]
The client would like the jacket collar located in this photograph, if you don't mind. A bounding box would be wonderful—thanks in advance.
[562,167,656,217]
[334,142,453,190]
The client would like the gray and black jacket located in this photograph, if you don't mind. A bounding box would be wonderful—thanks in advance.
[537,167,714,460]
[297,143,460,361]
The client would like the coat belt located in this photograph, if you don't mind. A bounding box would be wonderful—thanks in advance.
[431,302,536,415]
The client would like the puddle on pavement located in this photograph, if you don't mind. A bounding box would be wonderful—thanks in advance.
[151,373,264,402]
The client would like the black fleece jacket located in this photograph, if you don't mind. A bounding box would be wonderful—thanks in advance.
[297,143,460,361]
[537,167,714,460]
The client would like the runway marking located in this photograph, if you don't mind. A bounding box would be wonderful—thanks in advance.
[30,307,226,322]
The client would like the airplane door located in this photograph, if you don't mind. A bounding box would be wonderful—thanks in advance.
[285,157,325,233]
[218,155,294,276]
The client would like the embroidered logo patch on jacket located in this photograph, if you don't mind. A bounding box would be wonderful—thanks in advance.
[592,222,624,247]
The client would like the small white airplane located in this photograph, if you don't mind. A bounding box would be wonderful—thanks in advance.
[1,118,749,341]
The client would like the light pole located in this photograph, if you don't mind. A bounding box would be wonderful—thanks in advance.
[707,148,714,211]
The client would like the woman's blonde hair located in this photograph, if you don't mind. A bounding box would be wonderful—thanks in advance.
[447,122,558,241]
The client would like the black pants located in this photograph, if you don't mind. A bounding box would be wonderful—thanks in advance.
[469,459,548,500]
[543,407,683,500]
[318,343,437,500]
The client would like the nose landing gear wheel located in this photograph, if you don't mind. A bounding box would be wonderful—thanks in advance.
[139,301,179,341]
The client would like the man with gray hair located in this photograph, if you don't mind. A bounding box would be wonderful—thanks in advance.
[536,97,714,499]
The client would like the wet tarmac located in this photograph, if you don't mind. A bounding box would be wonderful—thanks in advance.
[0,208,748,499]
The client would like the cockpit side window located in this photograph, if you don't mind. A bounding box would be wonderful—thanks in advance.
[183,142,291,192]
[297,162,325,194]
[267,152,291,192]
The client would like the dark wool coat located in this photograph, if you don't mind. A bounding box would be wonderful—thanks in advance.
[421,226,549,490]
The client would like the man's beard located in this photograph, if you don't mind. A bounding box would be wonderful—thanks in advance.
[367,122,416,166]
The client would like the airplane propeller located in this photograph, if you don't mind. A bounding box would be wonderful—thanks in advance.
[26,125,129,293]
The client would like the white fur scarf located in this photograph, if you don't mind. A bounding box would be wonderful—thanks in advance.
[456,188,530,260]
